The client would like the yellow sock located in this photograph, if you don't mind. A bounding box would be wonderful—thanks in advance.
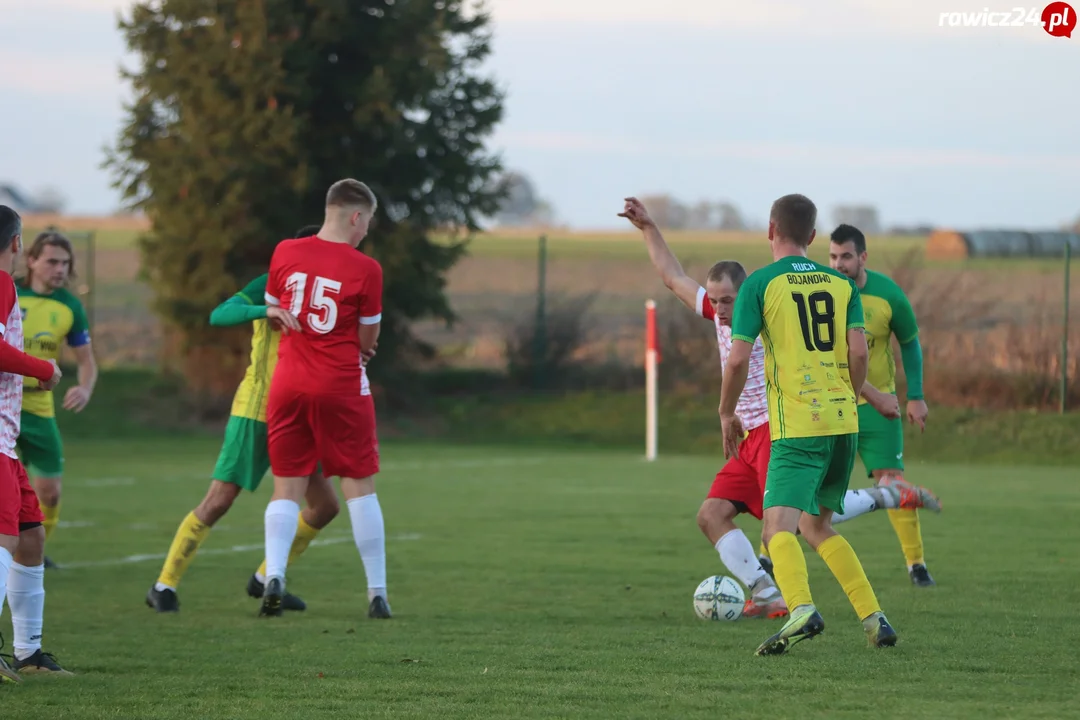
[157,512,212,589]
[887,509,924,567]
[758,542,770,559]
[256,512,320,577]
[40,502,60,541]
[817,534,881,620]
[767,531,813,610]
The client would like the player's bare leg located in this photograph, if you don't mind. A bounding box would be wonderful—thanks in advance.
[147,479,242,612]
[697,499,785,619]
[873,469,940,586]
[341,476,390,619]
[799,509,897,649]
[0,532,21,682]
[260,475,310,617]
[756,506,825,655]
[247,471,339,607]
[31,474,61,569]
[10,524,71,674]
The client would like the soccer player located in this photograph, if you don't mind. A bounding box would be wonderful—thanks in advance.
[261,179,389,620]
[828,223,938,586]
[0,206,69,681]
[620,197,932,619]
[146,226,342,613]
[16,232,97,568]
[720,194,897,655]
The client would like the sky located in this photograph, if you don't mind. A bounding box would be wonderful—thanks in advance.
[0,0,1077,230]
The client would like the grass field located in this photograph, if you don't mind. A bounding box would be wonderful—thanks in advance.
[3,437,1079,719]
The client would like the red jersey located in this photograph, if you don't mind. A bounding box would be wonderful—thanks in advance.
[0,275,25,459]
[265,236,383,395]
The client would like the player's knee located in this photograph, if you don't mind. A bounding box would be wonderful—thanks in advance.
[697,499,738,537]
[797,516,834,550]
[15,524,45,565]
[310,494,340,528]
[34,477,61,507]
[198,482,241,524]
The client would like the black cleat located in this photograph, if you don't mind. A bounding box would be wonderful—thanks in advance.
[247,574,306,611]
[13,649,73,675]
[909,564,936,587]
[146,586,180,613]
[368,595,392,619]
[259,577,285,617]
[759,555,775,579]
[43,556,59,570]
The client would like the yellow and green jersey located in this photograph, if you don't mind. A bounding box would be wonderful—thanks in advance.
[18,285,91,418]
[221,274,281,423]
[858,270,919,405]
[732,257,864,441]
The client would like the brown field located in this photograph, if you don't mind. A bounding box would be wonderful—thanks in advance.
[21,217,1080,409]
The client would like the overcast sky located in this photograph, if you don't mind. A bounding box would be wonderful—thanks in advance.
[1,0,1077,229]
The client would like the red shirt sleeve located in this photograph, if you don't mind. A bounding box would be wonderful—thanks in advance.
[0,276,16,337]
[265,246,285,307]
[697,286,715,321]
[358,257,383,325]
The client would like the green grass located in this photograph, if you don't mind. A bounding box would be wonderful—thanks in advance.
[432,388,1080,466]
[3,439,1078,719]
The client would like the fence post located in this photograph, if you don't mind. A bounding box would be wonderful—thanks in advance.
[1062,241,1071,414]
[645,299,658,461]
[533,234,548,389]
[86,230,96,331]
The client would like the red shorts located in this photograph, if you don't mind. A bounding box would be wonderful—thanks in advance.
[267,385,379,480]
[0,454,44,537]
[706,423,771,520]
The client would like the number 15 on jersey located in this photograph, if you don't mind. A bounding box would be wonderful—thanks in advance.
[286,272,341,334]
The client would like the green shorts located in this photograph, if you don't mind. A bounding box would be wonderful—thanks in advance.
[857,403,904,477]
[764,434,858,516]
[17,412,64,477]
[211,416,270,492]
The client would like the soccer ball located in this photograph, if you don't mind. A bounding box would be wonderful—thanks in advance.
[693,575,745,621]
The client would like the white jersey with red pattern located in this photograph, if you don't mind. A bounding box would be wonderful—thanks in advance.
[695,286,769,432]
[0,275,24,459]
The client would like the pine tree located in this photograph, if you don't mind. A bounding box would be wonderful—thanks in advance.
[107,0,503,394]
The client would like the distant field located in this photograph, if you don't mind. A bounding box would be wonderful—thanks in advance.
[19,220,1078,399]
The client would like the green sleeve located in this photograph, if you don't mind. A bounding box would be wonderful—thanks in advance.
[888,287,919,344]
[730,273,763,344]
[209,274,269,327]
[846,281,864,329]
[63,292,92,347]
[899,337,924,400]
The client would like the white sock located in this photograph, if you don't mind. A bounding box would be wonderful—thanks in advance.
[255,572,266,584]
[715,529,772,596]
[0,547,11,619]
[347,494,386,598]
[8,562,44,660]
[264,499,300,581]
[832,489,880,524]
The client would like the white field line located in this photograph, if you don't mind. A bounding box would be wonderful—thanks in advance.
[72,456,551,489]
[59,533,422,570]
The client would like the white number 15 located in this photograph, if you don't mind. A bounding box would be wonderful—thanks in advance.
[286,272,341,334]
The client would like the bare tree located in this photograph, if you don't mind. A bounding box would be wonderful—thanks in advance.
[492,171,556,227]
[833,205,881,234]
[33,186,67,214]
[638,194,689,230]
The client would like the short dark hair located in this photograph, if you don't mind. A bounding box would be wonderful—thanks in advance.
[706,260,747,289]
[769,194,817,247]
[294,225,320,238]
[830,224,866,254]
[326,179,377,211]
[0,206,21,254]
